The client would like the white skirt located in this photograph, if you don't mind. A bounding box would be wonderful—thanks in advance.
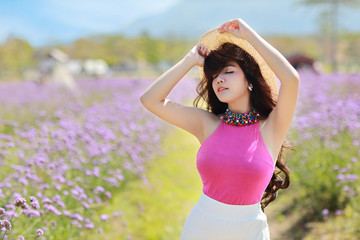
[181,193,270,240]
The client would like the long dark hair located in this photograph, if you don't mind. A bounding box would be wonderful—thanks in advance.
[193,42,293,211]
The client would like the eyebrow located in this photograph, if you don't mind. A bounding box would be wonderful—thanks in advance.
[225,63,236,67]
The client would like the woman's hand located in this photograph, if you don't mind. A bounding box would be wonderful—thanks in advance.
[185,43,209,67]
[218,18,253,40]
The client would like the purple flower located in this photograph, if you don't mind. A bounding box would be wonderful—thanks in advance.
[30,196,40,209]
[71,213,84,222]
[55,201,66,209]
[105,191,112,199]
[22,209,42,218]
[322,209,329,217]
[17,236,25,240]
[346,174,358,182]
[94,186,105,194]
[1,219,12,230]
[36,229,44,237]
[0,207,5,215]
[337,174,345,181]
[100,214,109,221]
[4,210,18,218]
[85,222,94,229]
[43,204,62,216]
[62,210,71,216]
[335,210,343,216]
[81,201,90,209]
[41,197,52,204]
[14,197,26,207]
[71,220,79,225]
[21,203,30,210]
[52,195,61,202]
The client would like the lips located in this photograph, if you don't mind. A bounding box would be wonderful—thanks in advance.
[217,87,228,92]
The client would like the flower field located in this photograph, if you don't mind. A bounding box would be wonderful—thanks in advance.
[0,78,196,239]
[287,70,360,238]
[0,69,359,239]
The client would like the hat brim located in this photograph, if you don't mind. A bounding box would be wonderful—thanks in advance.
[198,27,279,100]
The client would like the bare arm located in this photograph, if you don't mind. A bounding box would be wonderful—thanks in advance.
[220,19,300,151]
[140,44,212,142]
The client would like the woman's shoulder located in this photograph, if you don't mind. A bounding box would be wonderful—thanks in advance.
[197,109,222,144]
[196,108,221,124]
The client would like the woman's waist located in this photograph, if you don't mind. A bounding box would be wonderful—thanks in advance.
[196,192,264,219]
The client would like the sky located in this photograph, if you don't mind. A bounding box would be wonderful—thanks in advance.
[1,0,360,47]
[0,0,180,46]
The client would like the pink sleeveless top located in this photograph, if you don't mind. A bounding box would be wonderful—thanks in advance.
[196,120,275,205]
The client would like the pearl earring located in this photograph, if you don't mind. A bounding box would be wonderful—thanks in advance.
[248,84,253,91]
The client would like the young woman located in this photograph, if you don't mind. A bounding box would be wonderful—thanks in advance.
[140,18,299,240]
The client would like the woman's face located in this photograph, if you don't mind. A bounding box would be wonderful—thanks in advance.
[211,61,249,104]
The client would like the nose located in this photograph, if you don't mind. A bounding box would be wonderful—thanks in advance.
[216,76,224,84]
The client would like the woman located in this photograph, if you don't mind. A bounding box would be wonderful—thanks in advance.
[140,18,299,240]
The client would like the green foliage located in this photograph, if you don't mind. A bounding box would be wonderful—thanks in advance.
[64,33,194,66]
[0,38,35,80]
[288,130,359,222]
[0,34,195,81]
[268,36,323,60]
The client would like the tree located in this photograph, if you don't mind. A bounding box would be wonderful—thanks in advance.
[0,37,35,80]
[297,0,360,72]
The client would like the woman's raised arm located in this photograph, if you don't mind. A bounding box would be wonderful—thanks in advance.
[219,18,300,151]
[140,44,212,143]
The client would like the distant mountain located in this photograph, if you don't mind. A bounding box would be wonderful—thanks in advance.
[120,0,320,39]
[120,0,360,40]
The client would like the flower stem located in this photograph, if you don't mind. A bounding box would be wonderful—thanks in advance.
[1,206,18,240]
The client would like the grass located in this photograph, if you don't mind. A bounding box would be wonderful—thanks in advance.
[85,126,203,240]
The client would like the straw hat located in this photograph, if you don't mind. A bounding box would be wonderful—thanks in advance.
[49,49,69,63]
[198,27,279,100]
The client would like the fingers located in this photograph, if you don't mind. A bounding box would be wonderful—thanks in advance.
[219,19,239,33]
[197,44,209,57]
[219,20,231,32]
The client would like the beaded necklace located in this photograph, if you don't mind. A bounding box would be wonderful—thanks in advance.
[220,108,261,126]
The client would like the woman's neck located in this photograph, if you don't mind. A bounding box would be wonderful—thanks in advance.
[227,100,252,114]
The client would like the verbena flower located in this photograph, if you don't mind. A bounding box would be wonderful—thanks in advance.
[36,228,44,237]
[2,219,12,230]
[30,196,40,209]
[14,197,26,207]
[43,204,62,216]
[100,214,109,221]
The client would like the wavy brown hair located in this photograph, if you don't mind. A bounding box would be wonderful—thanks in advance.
[193,42,294,211]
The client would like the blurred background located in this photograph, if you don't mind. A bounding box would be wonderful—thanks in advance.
[0,1,360,240]
[1,0,360,81]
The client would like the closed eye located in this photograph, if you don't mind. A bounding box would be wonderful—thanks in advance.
[225,71,234,74]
